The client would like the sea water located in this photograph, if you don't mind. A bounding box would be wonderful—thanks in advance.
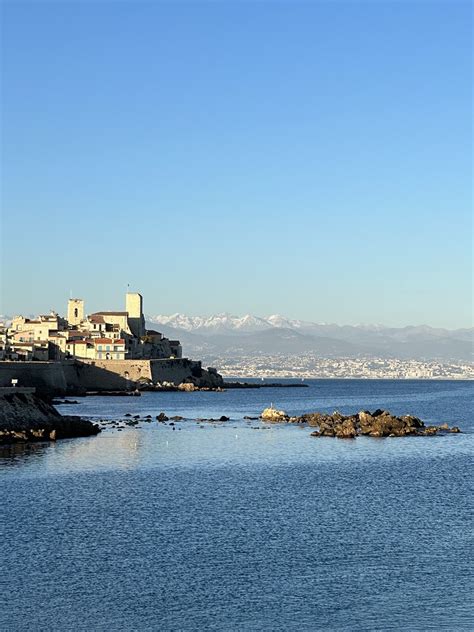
[1,380,472,631]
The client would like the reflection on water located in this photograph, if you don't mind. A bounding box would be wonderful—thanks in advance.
[0,441,49,463]
[0,380,472,477]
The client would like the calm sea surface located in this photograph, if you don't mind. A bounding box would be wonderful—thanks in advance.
[1,379,473,631]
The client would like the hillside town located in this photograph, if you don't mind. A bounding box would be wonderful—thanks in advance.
[0,293,182,362]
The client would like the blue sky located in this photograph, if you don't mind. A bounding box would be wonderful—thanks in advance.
[1,0,472,327]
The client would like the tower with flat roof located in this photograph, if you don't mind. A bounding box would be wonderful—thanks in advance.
[126,292,145,338]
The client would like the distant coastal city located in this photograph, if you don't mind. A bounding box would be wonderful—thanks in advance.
[213,354,474,380]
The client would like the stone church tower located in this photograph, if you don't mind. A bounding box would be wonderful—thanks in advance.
[67,298,84,326]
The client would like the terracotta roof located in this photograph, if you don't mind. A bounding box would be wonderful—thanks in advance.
[89,315,105,324]
[93,338,114,344]
[92,311,128,316]
[67,331,89,339]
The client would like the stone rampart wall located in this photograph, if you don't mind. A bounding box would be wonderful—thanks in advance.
[0,358,209,395]
[0,361,70,396]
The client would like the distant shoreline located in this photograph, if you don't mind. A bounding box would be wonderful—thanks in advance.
[223,376,474,381]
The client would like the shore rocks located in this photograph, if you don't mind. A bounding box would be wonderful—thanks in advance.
[0,391,100,444]
[178,383,196,392]
[307,410,460,438]
[261,406,461,438]
[261,407,289,422]
[196,415,230,423]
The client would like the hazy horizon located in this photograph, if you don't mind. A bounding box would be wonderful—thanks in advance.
[1,1,472,328]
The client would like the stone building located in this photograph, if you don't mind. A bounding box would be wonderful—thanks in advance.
[67,299,84,326]
[6,291,182,362]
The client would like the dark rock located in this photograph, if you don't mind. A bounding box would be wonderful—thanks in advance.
[219,416,230,422]
[297,409,462,439]
[157,412,169,422]
[334,419,357,439]
[0,392,100,445]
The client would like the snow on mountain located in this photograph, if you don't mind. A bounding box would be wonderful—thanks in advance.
[148,313,473,338]
[146,313,473,362]
[266,314,298,329]
[148,313,272,334]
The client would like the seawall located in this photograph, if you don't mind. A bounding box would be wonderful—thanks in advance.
[0,361,75,396]
[0,358,221,396]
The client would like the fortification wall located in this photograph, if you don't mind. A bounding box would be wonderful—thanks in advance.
[77,359,153,390]
[75,358,202,390]
[0,358,216,395]
[150,358,202,383]
[0,361,70,396]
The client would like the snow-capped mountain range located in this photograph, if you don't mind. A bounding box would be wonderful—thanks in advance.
[146,313,473,362]
[149,313,303,333]
[148,312,471,338]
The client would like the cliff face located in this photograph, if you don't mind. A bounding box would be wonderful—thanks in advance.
[0,390,100,444]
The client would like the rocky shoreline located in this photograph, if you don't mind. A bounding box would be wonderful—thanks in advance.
[0,390,100,444]
[261,407,461,437]
[85,405,462,439]
[1,387,461,444]
[84,381,309,395]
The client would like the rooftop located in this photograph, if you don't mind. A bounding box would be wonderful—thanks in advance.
[91,311,128,317]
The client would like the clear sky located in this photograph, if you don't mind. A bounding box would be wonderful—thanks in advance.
[1,0,472,327]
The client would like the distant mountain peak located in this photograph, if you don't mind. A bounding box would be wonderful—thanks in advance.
[145,313,473,362]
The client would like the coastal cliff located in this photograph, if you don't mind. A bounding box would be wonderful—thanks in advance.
[0,389,100,444]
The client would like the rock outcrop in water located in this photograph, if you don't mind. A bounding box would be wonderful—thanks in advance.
[260,407,461,437]
[0,390,100,444]
[261,406,289,422]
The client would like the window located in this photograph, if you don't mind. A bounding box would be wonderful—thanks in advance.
[98,345,102,351]
[106,345,110,351]
[115,354,120,360]
[74,308,78,318]
[98,352,102,359]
